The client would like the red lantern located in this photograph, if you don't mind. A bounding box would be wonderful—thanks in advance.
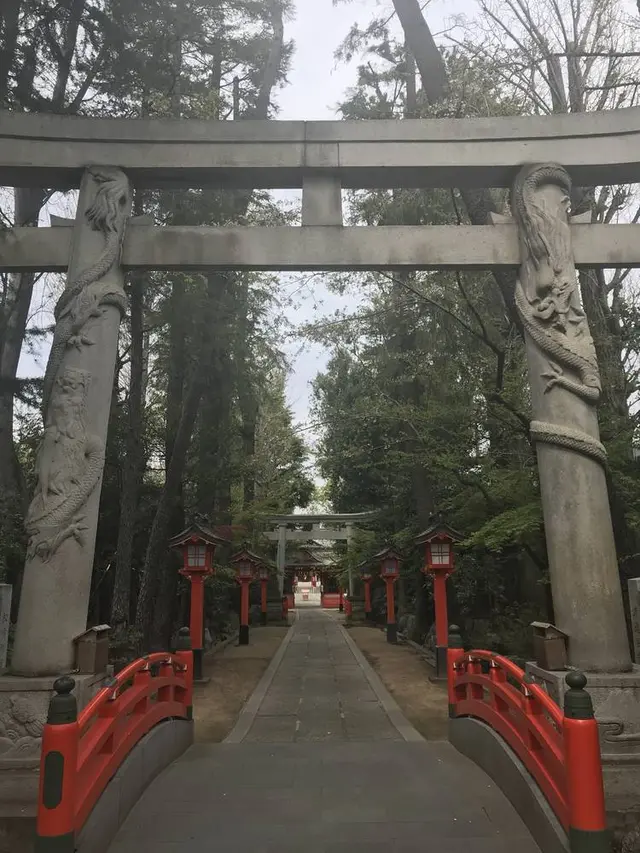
[169,522,230,682]
[426,538,453,571]
[373,546,402,643]
[381,554,399,580]
[415,518,462,678]
[231,548,263,645]
[235,559,254,581]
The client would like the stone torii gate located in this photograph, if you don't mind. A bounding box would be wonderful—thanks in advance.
[264,512,377,596]
[2,106,640,807]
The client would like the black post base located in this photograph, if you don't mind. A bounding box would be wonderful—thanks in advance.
[568,826,612,853]
[365,611,371,622]
[239,624,249,645]
[436,646,448,679]
[35,831,75,852]
[339,602,344,612]
[193,648,204,682]
[261,611,267,626]
[387,623,397,644]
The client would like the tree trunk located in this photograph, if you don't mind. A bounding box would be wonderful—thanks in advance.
[0,187,45,614]
[0,0,21,107]
[51,0,86,110]
[392,0,449,102]
[135,274,230,649]
[110,270,146,628]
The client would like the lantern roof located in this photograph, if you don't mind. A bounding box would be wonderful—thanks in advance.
[168,520,230,550]
[372,545,403,563]
[230,546,264,567]
[415,513,462,546]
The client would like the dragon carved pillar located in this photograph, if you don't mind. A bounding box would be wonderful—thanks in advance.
[12,166,132,676]
[511,162,630,672]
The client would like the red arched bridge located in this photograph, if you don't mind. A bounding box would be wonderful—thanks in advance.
[34,609,608,853]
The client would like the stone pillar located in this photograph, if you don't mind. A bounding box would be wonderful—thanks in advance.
[511,163,630,673]
[628,578,640,663]
[12,166,132,676]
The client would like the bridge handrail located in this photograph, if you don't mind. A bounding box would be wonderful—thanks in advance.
[447,634,610,851]
[35,630,193,851]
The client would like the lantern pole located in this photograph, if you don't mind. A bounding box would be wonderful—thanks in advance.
[364,577,372,621]
[385,578,397,644]
[189,572,206,680]
[260,573,268,626]
[239,578,251,645]
[432,569,449,677]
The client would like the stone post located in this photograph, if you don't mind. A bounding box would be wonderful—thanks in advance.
[510,162,630,673]
[628,578,640,663]
[0,585,11,672]
[12,167,132,676]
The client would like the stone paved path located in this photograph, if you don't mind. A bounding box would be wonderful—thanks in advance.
[109,608,541,852]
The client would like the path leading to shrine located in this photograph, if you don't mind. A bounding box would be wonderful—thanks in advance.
[108,609,540,852]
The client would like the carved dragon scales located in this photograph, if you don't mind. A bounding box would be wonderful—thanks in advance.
[511,163,605,465]
[27,167,130,561]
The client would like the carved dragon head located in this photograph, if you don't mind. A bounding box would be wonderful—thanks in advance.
[85,167,130,234]
[511,163,573,273]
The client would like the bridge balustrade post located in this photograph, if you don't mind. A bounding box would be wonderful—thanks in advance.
[446,626,465,718]
[35,676,79,853]
[174,627,194,720]
[564,672,611,853]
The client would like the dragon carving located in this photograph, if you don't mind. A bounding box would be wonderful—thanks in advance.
[28,167,130,561]
[511,162,601,403]
[511,163,605,465]
[26,368,105,561]
[42,166,130,413]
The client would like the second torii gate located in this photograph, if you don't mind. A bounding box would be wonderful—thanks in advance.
[263,512,377,596]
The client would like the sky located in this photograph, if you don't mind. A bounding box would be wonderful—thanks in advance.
[17,0,473,445]
[262,0,473,435]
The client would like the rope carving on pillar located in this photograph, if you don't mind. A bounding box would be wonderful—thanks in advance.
[511,162,605,464]
[26,167,131,561]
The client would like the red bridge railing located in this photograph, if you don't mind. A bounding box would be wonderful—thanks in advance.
[447,627,610,852]
[35,628,193,852]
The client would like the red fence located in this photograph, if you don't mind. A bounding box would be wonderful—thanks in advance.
[448,643,609,849]
[322,593,341,609]
[36,637,193,850]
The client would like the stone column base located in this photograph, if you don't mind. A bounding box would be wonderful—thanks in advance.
[0,671,108,852]
[526,661,640,831]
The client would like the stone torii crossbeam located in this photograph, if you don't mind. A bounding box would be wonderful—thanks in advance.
[1,105,640,810]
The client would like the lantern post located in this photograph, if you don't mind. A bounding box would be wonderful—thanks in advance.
[231,548,261,646]
[169,523,229,682]
[375,546,401,644]
[257,564,270,626]
[359,562,373,621]
[416,517,462,678]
